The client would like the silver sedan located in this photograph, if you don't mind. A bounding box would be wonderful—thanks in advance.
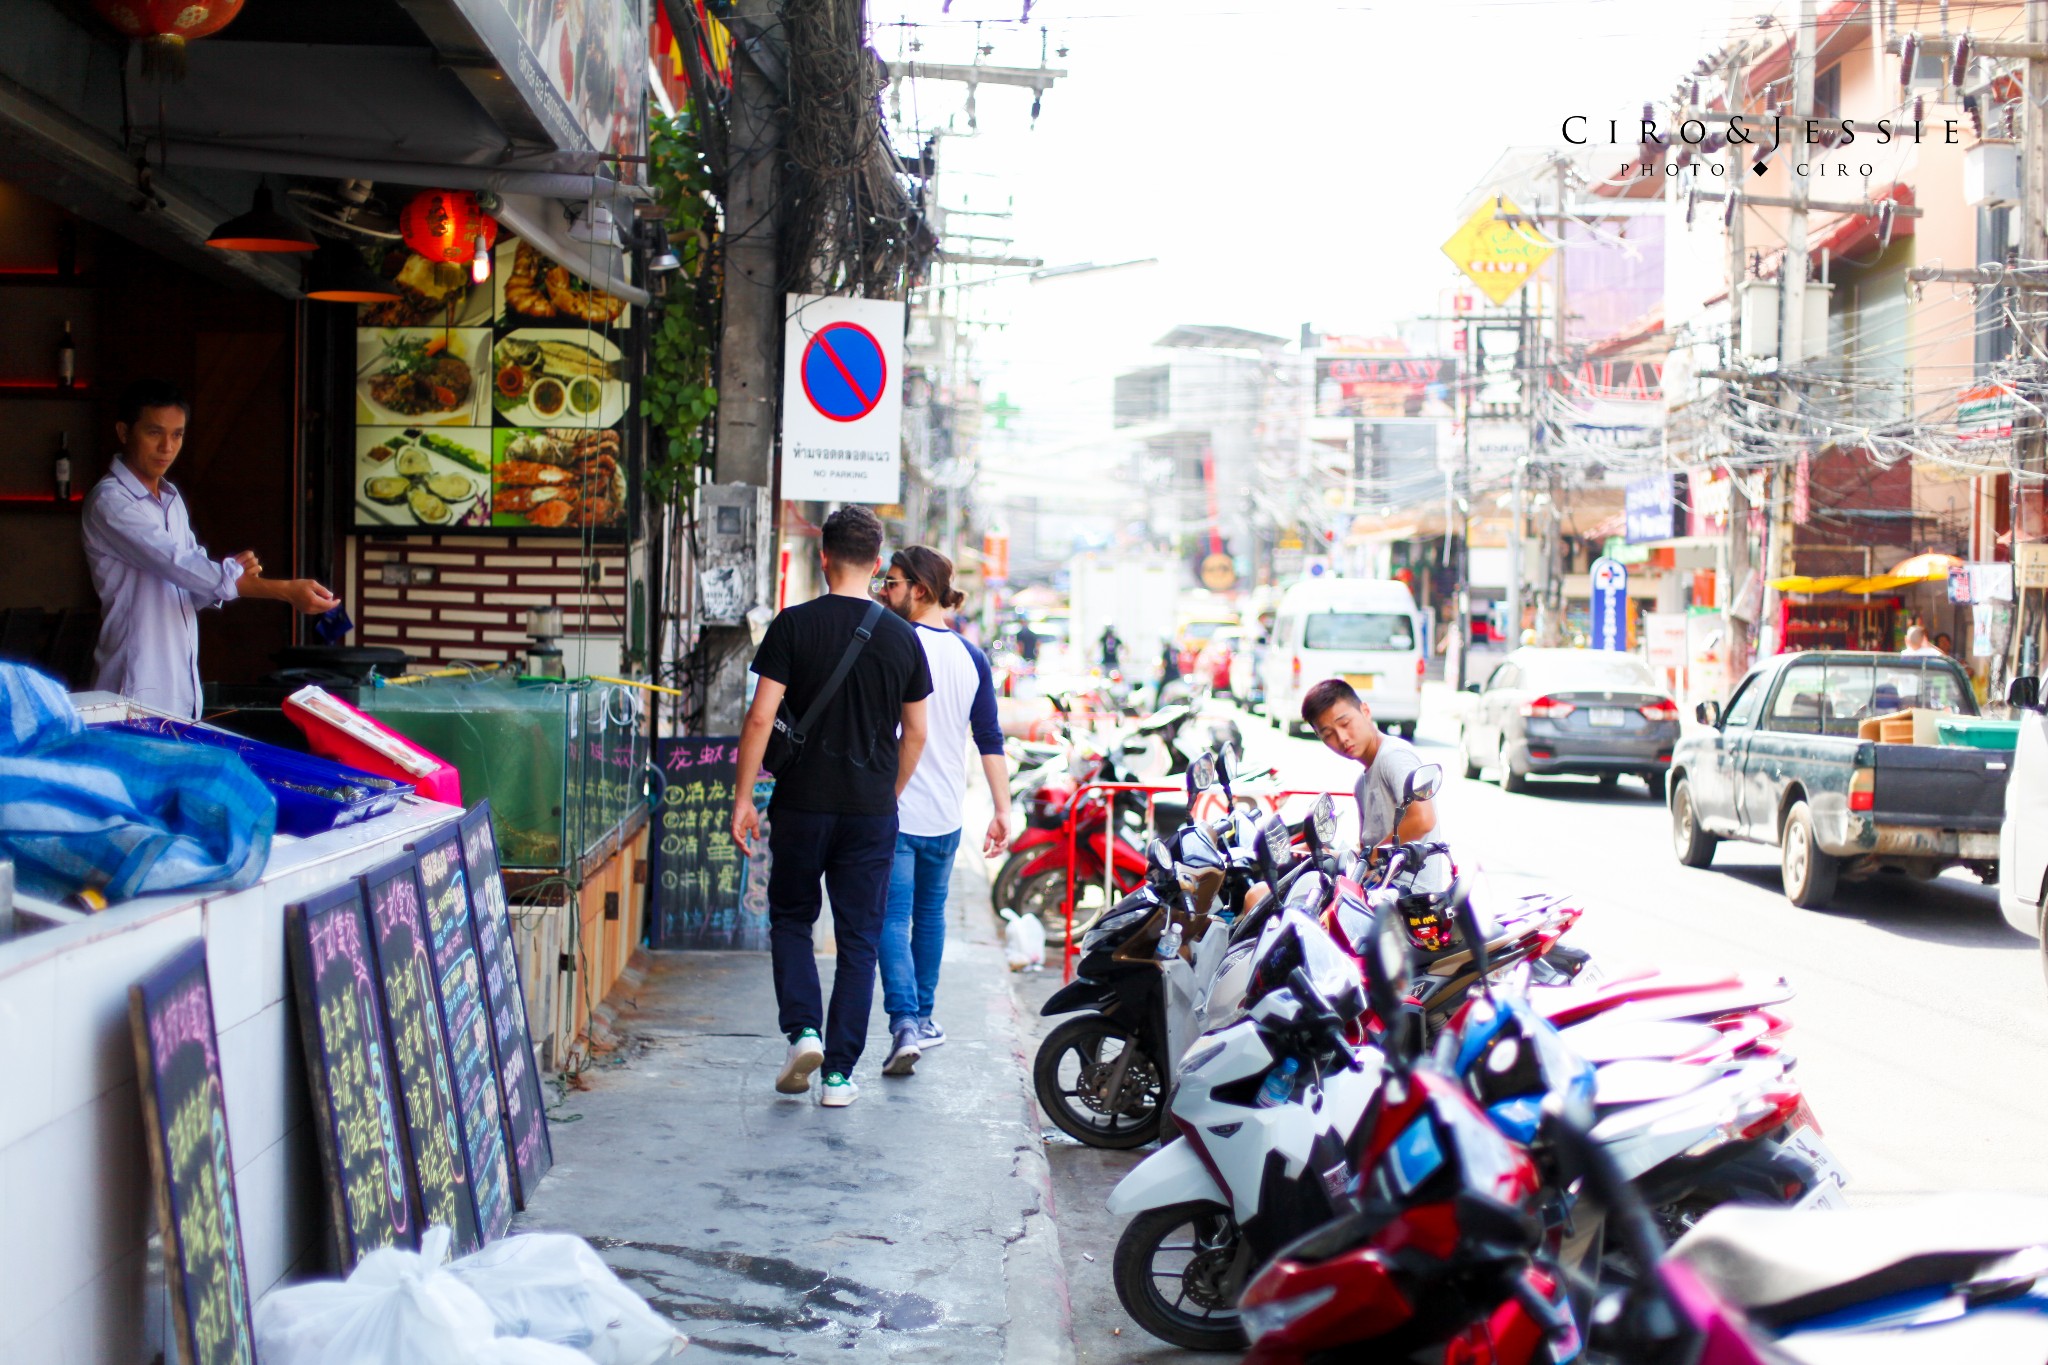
[1458,647,1682,798]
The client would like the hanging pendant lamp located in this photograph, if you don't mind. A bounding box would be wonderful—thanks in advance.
[305,247,402,304]
[207,185,317,253]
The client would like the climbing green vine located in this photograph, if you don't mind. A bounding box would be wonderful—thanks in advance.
[641,108,719,505]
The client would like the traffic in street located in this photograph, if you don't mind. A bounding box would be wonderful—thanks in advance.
[1016,685,2048,1361]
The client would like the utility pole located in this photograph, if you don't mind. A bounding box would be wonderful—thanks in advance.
[705,0,786,736]
[1534,160,1570,647]
[1758,0,1817,663]
[1456,317,1473,691]
[2010,0,2048,688]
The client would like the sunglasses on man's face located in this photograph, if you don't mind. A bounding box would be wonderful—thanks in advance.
[872,575,911,593]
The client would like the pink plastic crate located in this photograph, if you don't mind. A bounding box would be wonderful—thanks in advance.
[284,686,462,806]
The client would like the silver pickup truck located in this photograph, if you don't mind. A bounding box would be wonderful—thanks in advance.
[1669,651,2010,907]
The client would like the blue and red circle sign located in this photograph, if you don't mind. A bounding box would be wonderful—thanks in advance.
[799,322,887,423]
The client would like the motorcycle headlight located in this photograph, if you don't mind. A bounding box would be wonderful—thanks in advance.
[1080,903,1149,949]
[1239,1285,1336,1342]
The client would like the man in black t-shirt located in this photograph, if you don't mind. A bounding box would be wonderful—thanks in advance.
[733,505,932,1108]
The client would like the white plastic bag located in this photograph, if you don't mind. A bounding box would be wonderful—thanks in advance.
[470,1339,599,1364]
[447,1232,687,1365]
[255,1227,500,1365]
[1002,906,1046,971]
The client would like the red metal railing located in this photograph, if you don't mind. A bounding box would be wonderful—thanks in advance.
[1057,781,1359,980]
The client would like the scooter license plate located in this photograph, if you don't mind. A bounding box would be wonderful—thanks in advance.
[1786,1125,1850,1197]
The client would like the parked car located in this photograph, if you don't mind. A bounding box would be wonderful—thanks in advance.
[1669,651,2008,908]
[1262,577,1423,738]
[1998,676,2048,967]
[1174,615,1234,679]
[1458,647,1679,798]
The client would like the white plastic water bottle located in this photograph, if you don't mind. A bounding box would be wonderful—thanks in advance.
[1156,921,1184,959]
[1257,1056,1300,1107]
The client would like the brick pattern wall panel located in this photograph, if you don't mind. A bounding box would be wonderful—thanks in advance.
[346,535,628,667]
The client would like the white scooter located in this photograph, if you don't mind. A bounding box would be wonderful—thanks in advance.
[1106,911,1377,1351]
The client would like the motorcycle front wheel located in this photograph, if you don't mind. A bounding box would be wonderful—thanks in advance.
[989,848,1031,913]
[1033,1014,1162,1148]
[1112,1200,1248,1351]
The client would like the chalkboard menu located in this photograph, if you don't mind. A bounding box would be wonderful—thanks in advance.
[285,884,417,1269]
[361,854,482,1255]
[128,942,255,1365]
[651,736,774,949]
[459,800,553,1205]
[413,824,515,1243]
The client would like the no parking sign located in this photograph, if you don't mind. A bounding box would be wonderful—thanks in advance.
[781,293,904,502]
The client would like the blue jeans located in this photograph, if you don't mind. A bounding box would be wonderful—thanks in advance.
[880,828,963,1025]
[765,806,898,1077]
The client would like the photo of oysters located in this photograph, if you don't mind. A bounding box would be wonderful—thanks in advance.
[356,427,489,529]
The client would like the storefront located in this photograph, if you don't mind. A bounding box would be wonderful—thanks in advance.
[0,6,669,1356]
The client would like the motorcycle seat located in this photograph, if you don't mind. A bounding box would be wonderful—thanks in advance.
[1561,1019,1729,1066]
[1670,1194,2048,1326]
[1589,1058,1722,1108]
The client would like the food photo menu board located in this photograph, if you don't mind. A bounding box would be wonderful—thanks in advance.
[353,235,631,537]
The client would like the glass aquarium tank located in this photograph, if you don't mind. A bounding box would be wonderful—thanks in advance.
[362,675,645,870]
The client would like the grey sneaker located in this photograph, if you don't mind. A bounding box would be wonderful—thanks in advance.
[882,1022,922,1076]
[776,1029,824,1094]
[820,1072,859,1107]
[916,1018,946,1049]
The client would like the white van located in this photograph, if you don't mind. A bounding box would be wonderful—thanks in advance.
[1262,577,1424,738]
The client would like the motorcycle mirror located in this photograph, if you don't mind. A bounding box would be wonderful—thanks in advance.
[1187,750,1218,799]
[1218,745,1239,788]
[1403,764,1443,806]
[1363,901,1415,1065]
[1447,876,1485,993]
[1308,794,1338,856]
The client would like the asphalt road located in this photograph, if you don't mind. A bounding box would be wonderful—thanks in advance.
[1011,686,2048,1362]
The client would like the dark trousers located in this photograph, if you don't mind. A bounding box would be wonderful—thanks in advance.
[765,806,898,1076]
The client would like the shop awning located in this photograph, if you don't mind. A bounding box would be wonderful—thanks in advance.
[1770,569,1947,595]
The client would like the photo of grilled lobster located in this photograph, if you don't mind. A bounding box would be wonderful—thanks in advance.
[492,429,625,528]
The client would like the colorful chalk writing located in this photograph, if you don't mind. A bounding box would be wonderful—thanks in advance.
[129,942,255,1365]
[651,737,771,949]
[458,799,553,1205]
[414,824,514,1242]
[362,853,483,1255]
[286,883,415,1269]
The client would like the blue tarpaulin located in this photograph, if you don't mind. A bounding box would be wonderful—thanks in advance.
[0,663,275,904]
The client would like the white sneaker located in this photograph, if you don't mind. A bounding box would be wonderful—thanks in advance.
[820,1072,859,1107]
[776,1029,825,1094]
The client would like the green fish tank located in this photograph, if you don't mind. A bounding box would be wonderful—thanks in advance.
[361,674,648,871]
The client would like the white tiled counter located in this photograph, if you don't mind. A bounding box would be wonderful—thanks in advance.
[0,794,462,1364]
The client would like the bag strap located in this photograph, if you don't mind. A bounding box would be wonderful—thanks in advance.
[787,600,885,743]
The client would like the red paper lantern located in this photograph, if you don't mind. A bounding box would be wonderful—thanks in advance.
[92,1,245,78]
[400,190,500,267]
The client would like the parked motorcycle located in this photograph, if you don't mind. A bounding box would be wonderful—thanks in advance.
[1034,750,1255,1149]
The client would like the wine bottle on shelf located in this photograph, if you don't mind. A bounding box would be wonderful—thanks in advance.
[56,320,74,388]
[52,431,70,502]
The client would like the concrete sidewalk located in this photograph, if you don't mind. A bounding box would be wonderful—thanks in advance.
[514,852,1074,1362]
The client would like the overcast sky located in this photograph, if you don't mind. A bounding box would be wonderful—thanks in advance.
[871,0,1755,504]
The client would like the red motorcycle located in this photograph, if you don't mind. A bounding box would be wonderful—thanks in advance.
[993,754,1151,946]
[1239,899,1580,1365]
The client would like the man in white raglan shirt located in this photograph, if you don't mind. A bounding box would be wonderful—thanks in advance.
[873,545,1011,1075]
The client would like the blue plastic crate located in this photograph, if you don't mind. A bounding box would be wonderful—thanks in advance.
[94,717,413,836]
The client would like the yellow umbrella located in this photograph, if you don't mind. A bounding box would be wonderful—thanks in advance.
[1888,552,1963,581]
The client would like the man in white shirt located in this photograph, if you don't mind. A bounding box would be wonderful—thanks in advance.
[873,545,1011,1075]
[82,381,337,719]
[1900,625,1944,658]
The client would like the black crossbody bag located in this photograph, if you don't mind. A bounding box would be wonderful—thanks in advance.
[762,600,885,776]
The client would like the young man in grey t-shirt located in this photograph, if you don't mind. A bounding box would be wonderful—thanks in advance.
[1301,678,1438,850]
